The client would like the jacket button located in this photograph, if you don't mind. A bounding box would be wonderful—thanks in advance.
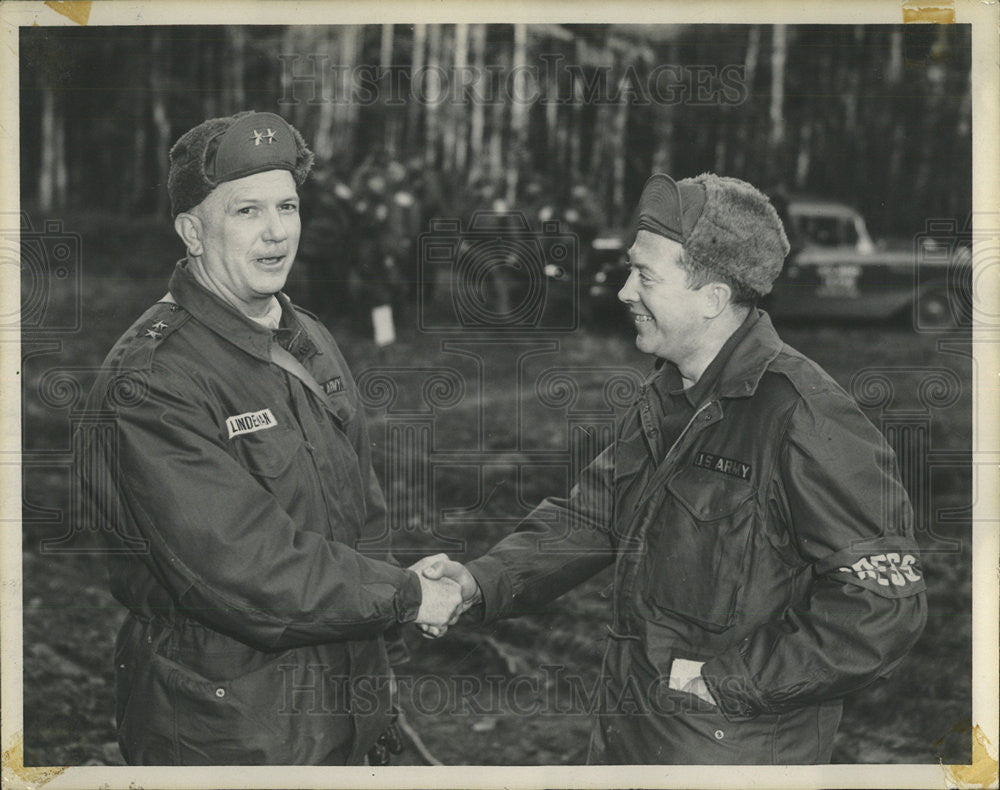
[714,729,724,740]
[215,688,226,698]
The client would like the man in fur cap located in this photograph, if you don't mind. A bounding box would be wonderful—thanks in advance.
[413,172,928,764]
[80,111,465,765]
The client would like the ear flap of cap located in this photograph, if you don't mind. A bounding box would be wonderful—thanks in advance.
[678,181,707,239]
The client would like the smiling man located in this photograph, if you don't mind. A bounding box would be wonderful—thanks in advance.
[415,172,928,764]
[79,111,463,765]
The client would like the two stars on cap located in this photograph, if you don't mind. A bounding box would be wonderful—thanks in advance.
[251,128,277,146]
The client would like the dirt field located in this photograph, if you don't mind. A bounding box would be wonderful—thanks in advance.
[19,214,972,766]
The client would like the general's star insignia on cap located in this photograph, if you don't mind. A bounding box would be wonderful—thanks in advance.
[144,328,162,340]
[252,128,277,146]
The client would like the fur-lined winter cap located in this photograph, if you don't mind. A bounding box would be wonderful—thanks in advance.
[168,111,314,217]
[636,172,790,297]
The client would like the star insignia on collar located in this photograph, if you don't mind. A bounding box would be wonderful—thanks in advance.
[144,328,162,340]
[151,320,168,330]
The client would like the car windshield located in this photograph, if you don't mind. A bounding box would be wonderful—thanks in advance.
[793,214,860,247]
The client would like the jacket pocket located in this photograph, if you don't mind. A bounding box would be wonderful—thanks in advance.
[151,642,355,765]
[115,617,179,764]
[641,466,755,630]
[229,425,320,523]
[120,616,356,765]
[230,424,303,478]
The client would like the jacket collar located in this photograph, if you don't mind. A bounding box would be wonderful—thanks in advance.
[713,309,784,398]
[168,259,311,361]
[648,308,784,402]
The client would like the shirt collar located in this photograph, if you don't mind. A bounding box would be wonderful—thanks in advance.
[651,308,783,406]
[168,259,312,361]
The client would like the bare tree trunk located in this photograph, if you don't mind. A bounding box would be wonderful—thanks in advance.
[556,80,570,184]
[129,82,148,208]
[314,28,339,161]
[342,26,363,161]
[794,120,812,188]
[885,121,906,216]
[651,105,673,176]
[732,28,758,175]
[469,24,487,176]
[506,24,529,205]
[202,37,217,119]
[151,31,172,217]
[545,46,559,174]
[914,30,949,200]
[587,43,614,195]
[424,24,443,166]
[281,26,308,129]
[56,103,68,206]
[451,23,469,173]
[612,69,629,226]
[714,125,727,174]
[230,27,247,113]
[488,50,508,183]
[380,23,395,75]
[39,88,55,211]
[440,26,456,171]
[408,24,427,157]
[744,25,760,92]
[769,25,787,150]
[842,27,863,135]
[380,24,398,155]
[887,27,903,85]
[957,68,971,138]
[569,38,585,181]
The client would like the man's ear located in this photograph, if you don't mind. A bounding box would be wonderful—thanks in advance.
[702,281,732,319]
[174,212,204,257]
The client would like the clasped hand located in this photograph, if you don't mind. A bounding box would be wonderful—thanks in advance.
[411,554,481,638]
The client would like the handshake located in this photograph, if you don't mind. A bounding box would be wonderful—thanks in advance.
[410,554,482,638]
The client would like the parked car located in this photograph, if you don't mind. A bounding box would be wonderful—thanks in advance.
[583,196,972,330]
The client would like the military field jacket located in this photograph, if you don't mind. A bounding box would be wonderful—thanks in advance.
[81,261,421,765]
[466,310,927,764]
